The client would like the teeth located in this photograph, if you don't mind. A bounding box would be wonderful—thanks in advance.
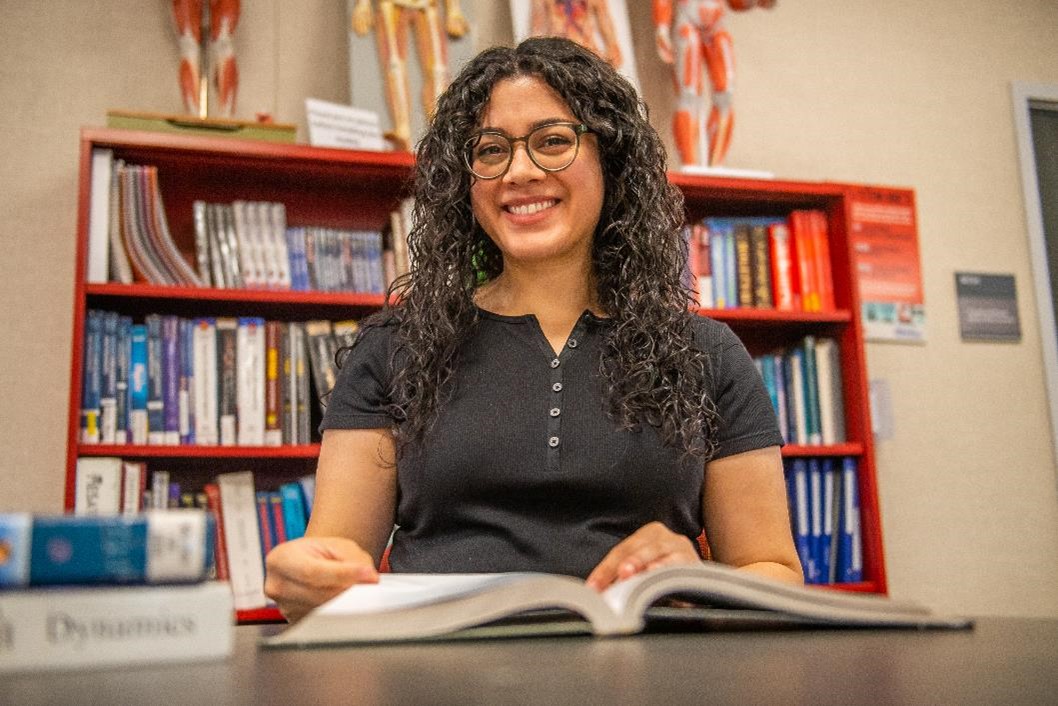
[508,200,556,215]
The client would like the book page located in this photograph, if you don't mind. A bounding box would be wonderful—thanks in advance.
[315,573,541,616]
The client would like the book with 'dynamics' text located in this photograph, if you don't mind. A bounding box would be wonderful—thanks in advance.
[263,561,971,648]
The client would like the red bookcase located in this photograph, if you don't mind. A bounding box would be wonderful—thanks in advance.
[66,128,892,622]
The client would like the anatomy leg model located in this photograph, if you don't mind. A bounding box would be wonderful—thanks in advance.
[530,0,622,69]
[352,0,467,151]
[172,0,240,118]
[654,0,774,168]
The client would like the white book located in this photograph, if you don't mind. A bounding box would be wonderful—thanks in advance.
[253,201,282,289]
[787,349,808,445]
[236,318,266,446]
[232,201,261,288]
[74,457,123,516]
[263,563,968,648]
[121,461,144,514]
[0,582,233,673]
[86,148,113,283]
[216,471,267,610]
[269,202,292,289]
[192,318,219,446]
[814,338,838,444]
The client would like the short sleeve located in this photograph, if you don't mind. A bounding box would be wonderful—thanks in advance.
[699,320,785,460]
[319,323,397,432]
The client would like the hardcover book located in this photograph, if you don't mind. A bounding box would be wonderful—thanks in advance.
[264,562,970,647]
[0,581,233,673]
[0,510,214,587]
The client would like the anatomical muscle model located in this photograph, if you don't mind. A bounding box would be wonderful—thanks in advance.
[172,0,240,118]
[654,0,774,167]
[352,0,468,151]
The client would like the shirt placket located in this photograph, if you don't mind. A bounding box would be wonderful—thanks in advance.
[545,315,591,472]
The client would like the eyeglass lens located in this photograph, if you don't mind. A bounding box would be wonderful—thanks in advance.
[465,123,581,179]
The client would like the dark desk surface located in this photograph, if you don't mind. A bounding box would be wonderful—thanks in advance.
[2,617,1056,705]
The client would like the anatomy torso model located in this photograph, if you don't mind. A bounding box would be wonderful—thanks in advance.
[172,0,240,118]
[653,0,774,167]
[530,0,622,69]
[352,0,468,151]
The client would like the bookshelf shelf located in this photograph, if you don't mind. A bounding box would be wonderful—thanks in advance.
[66,127,900,622]
[78,444,322,459]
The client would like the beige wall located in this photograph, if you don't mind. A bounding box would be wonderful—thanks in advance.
[1,1,1056,617]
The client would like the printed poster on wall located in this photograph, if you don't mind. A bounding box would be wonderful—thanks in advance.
[847,187,926,343]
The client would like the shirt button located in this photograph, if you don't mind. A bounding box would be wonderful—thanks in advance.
[567,338,578,348]
[550,407,561,417]
[552,382,563,392]
[550,358,560,368]
[548,436,560,447]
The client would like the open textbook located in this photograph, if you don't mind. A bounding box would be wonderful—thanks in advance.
[263,561,972,647]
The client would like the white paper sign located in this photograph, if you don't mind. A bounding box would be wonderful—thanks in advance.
[305,98,387,151]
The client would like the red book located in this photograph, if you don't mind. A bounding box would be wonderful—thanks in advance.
[790,210,820,312]
[768,222,796,311]
[811,210,836,311]
[269,492,288,545]
[203,482,230,581]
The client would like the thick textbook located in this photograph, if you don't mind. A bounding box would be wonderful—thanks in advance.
[264,561,971,647]
[0,511,214,587]
[0,581,233,672]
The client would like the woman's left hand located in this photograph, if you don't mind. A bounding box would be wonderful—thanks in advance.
[585,521,699,591]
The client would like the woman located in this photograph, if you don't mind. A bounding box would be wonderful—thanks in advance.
[266,36,802,622]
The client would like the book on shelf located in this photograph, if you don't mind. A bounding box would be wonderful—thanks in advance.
[0,581,233,673]
[694,212,835,313]
[263,560,969,648]
[216,471,267,610]
[755,335,845,447]
[784,457,861,585]
[0,510,215,587]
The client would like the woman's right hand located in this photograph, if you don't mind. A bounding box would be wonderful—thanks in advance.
[264,535,380,623]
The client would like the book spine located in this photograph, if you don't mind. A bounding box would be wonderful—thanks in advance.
[236,317,266,446]
[789,459,812,583]
[821,458,836,583]
[255,491,276,561]
[772,354,789,444]
[749,223,773,308]
[202,482,230,581]
[161,315,181,445]
[145,314,165,445]
[270,203,292,290]
[840,457,863,582]
[192,199,212,286]
[192,318,219,446]
[179,317,194,445]
[99,311,119,444]
[86,148,114,283]
[279,482,308,540]
[694,223,713,308]
[128,324,149,444]
[0,582,233,672]
[811,210,836,311]
[81,310,103,444]
[269,491,288,545]
[121,460,145,515]
[807,458,823,584]
[280,322,294,445]
[768,221,796,310]
[216,317,238,446]
[801,336,822,445]
[734,223,752,307]
[74,457,123,516]
[264,320,282,447]
[292,323,312,444]
[216,471,267,610]
[114,316,131,444]
[785,348,808,445]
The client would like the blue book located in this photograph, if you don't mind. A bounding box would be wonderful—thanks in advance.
[801,336,822,445]
[773,355,790,443]
[819,458,836,583]
[0,511,215,587]
[724,226,738,307]
[179,317,195,445]
[807,458,823,584]
[80,309,103,444]
[99,310,119,444]
[114,315,132,444]
[279,482,308,540]
[162,315,181,445]
[789,459,812,581]
[839,457,863,582]
[145,314,165,444]
[128,323,149,444]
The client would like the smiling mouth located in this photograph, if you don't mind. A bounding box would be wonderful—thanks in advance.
[505,199,558,216]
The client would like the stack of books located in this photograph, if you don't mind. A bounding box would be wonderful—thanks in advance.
[0,510,233,673]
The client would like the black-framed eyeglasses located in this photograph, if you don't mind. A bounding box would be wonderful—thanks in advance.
[462,122,591,180]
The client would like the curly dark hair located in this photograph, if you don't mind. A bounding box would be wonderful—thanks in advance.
[363,36,718,460]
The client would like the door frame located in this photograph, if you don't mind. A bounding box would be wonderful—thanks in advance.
[1011,81,1058,483]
